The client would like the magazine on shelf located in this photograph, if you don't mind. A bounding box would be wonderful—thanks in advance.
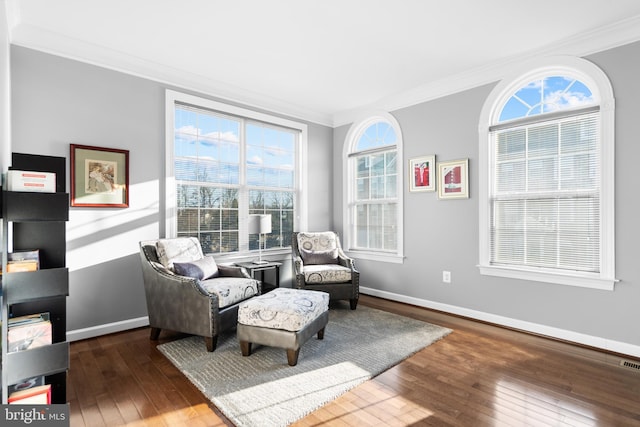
[7,312,52,353]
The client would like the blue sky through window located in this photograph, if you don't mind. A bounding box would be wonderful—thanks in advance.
[356,122,397,151]
[499,76,595,123]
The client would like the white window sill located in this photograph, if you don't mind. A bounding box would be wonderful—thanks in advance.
[478,264,617,291]
[345,250,404,264]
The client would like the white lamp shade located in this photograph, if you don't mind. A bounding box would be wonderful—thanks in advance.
[248,214,272,234]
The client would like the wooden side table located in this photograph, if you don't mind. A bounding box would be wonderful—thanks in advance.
[236,261,282,292]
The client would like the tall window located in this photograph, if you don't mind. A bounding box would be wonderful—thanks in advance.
[166,90,307,256]
[478,57,615,290]
[344,114,403,263]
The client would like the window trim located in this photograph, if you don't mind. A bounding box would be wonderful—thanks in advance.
[478,56,616,290]
[165,89,308,261]
[343,112,404,264]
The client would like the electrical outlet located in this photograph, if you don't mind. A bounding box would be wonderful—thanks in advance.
[442,271,451,283]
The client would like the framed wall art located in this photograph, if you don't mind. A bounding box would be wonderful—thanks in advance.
[70,144,129,207]
[409,155,436,192]
[438,158,469,199]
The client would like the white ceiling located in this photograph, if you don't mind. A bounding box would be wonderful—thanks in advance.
[7,0,640,126]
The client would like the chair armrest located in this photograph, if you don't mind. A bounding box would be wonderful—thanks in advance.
[293,255,304,274]
[146,259,211,297]
[216,265,262,294]
[336,247,358,271]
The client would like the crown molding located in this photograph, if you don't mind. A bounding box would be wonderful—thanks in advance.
[3,0,20,37]
[10,23,334,127]
[332,14,640,127]
[9,12,640,130]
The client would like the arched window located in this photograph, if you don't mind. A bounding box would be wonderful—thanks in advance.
[343,113,404,263]
[478,56,616,290]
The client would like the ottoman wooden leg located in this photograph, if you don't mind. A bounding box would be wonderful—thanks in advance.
[240,341,252,357]
[287,348,300,366]
[317,327,325,340]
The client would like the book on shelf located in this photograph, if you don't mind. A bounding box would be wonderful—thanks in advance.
[7,312,52,353]
[8,384,52,404]
[6,259,39,272]
[6,169,56,193]
[7,249,40,271]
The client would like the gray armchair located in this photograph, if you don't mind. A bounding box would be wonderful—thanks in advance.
[139,237,261,351]
[292,231,359,309]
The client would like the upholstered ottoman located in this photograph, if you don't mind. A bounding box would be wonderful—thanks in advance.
[237,288,329,366]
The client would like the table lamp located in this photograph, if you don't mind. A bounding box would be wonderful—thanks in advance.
[248,214,272,264]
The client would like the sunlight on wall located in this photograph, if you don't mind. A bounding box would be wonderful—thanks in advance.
[67,179,159,272]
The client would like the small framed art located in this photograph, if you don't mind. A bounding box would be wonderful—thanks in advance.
[409,155,436,192]
[438,158,469,199]
[70,144,129,207]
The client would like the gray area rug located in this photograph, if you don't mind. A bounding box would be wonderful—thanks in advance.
[157,303,452,427]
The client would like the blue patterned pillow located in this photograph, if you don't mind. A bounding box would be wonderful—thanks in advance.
[173,256,219,280]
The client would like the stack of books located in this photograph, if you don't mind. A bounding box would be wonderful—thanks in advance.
[6,249,40,273]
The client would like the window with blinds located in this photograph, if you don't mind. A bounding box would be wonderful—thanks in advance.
[174,106,242,253]
[354,150,398,251]
[345,116,404,262]
[490,111,600,273]
[169,94,302,255]
[478,58,616,289]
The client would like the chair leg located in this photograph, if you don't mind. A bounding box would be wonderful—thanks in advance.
[150,327,161,340]
[350,298,358,310]
[205,336,217,352]
[317,327,325,340]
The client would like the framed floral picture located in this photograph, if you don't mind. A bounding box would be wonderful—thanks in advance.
[409,155,436,192]
[70,144,129,207]
[438,158,469,199]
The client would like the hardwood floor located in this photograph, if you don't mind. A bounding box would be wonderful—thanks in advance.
[68,295,640,426]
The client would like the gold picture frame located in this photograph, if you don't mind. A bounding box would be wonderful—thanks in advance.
[438,159,469,199]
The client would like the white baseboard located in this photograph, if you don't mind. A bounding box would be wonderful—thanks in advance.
[360,287,640,359]
[67,316,149,342]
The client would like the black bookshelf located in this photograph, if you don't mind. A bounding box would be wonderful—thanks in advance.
[1,153,69,404]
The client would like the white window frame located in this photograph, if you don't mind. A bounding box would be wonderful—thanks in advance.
[343,112,404,264]
[165,89,308,261]
[478,56,616,290]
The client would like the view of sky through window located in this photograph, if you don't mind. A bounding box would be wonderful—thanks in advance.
[356,121,397,151]
[499,76,595,123]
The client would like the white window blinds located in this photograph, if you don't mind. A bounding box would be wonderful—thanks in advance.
[489,111,600,273]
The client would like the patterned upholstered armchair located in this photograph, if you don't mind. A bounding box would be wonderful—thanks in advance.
[139,237,261,351]
[292,231,359,309]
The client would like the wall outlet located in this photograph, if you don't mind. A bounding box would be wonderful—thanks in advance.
[442,271,451,283]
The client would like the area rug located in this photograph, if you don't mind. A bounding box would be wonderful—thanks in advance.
[157,304,452,427]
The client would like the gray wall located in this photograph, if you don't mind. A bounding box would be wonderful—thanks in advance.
[334,41,640,354]
[10,46,334,337]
